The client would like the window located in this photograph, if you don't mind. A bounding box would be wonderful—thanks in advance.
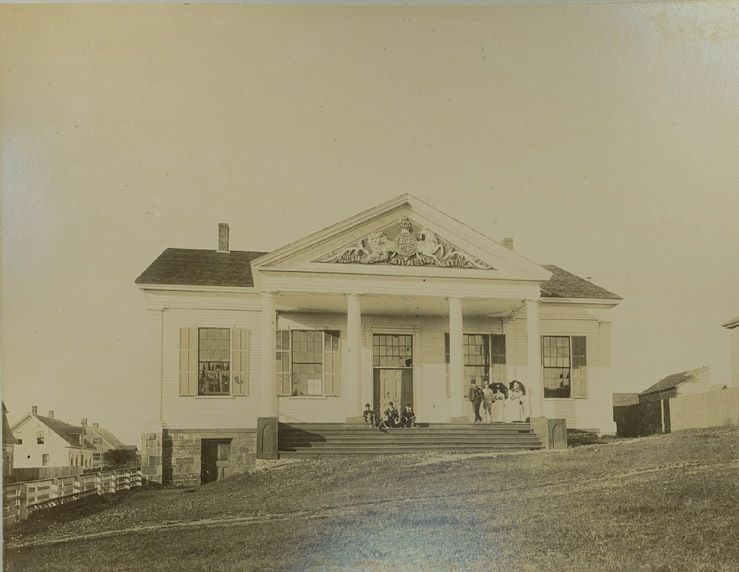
[37,432,45,445]
[93,452,101,461]
[198,328,230,396]
[277,330,341,397]
[542,336,588,398]
[373,334,413,368]
[93,437,102,445]
[42,453,49,467]
[16,438,22,445]
[445,334,506,396]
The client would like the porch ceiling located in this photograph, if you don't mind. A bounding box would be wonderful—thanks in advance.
[275,292,524,317]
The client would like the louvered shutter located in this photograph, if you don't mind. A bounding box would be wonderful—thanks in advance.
[571,336,588,398]
[324,331,341,397]
[179,327,198,396]
[231,328,249,396]
[444,333,451,398]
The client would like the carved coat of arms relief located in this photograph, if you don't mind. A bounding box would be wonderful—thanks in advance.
[314,217,494,270]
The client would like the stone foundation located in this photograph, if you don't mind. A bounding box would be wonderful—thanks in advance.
[140,431,164,484]
[140,429,257,486]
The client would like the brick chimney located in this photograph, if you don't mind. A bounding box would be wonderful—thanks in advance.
[31,405,38,416]
[218,223,230,253]
[48,410,54,419]
[502,237,514,250]
[81,418,88,427]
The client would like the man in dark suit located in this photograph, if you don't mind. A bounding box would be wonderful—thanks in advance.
[401,404,416,428]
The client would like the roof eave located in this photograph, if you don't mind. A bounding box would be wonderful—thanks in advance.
[137,283,258,294]
[540,296,622,307]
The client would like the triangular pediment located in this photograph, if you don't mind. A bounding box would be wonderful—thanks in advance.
[313,216,495,270]
[251,194,552,283]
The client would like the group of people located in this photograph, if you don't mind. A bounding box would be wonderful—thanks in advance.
[468,379,527,424]
[363,402,416,431]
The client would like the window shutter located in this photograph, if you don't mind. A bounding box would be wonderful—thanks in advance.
[179,327,198,396]
[444,333,450,398]
[571,336,588,398]
[231,328,249,396]
[322,331,341,397]
[276,330,291,396]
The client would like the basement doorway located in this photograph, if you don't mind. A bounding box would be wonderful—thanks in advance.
[200,439,231,484]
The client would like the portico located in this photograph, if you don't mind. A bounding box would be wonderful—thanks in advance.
[256,288,544,425]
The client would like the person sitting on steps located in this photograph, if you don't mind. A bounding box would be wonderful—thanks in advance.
[401,404,416,428]
[362,403,376,428]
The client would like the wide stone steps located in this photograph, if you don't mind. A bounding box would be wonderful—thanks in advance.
[278,423,544,455]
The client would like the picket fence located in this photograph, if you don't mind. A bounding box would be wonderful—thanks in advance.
[3,468,143,524]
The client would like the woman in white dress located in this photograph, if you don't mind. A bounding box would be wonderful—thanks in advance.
[491,384,507,422]
[506,380,526,422]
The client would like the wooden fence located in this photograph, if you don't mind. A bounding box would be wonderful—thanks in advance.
[670,387,739,431]
[3,467,142,525]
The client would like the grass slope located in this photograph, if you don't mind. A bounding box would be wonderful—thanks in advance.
[4,427,738,571]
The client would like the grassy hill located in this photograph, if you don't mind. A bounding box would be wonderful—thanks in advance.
[5,426,738,571]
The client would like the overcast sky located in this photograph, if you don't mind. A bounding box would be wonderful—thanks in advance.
[2,3,738,443]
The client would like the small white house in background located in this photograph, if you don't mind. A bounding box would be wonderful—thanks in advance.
[11,407,94,469]
[136,194,622,486]
[723,315,739,387]
[84,422,137,467]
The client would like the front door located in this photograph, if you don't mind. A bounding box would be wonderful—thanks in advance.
[372,334,413,419]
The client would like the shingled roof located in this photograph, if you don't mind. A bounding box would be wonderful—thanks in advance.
[540,265,621,300]
[36,415,93,449]
[640,366,710,396]
[135,249,266,288]
[135,249,620,301]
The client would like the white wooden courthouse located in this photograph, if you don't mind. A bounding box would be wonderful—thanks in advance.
[136,195,621,486]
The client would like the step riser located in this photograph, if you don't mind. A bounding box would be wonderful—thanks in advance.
[278,423,543,455]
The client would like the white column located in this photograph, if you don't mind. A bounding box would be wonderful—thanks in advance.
[346,293,363,422]
[261,292,278,418]
[526,299,543,418]
[448,297,467,422]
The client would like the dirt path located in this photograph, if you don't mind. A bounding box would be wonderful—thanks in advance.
[8,457,736,551]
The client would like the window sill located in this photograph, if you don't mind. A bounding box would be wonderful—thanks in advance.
[279,395,330,400]
[543,397,588,401]
[193,395,236,399]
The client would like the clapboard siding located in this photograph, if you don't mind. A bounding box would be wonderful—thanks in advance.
[162,308,262,429]
[159,304,616,431]
[544,367,615,432]
[276,313,347,422]
[731,329,739,387]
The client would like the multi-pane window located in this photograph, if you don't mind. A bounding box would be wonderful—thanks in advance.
[464,334,490,393]
[37,432,45,445]
[198,328,231,396]
[445,334,506,396]
[373,335,413,368]
[93,452,101,461]
[42,454,49,467]
[542,335,588,398]
[291,330,324,396]
[93,437,102,445]
[276,330,340,396]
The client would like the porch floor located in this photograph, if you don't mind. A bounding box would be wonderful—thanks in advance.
[278,423,544,455]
